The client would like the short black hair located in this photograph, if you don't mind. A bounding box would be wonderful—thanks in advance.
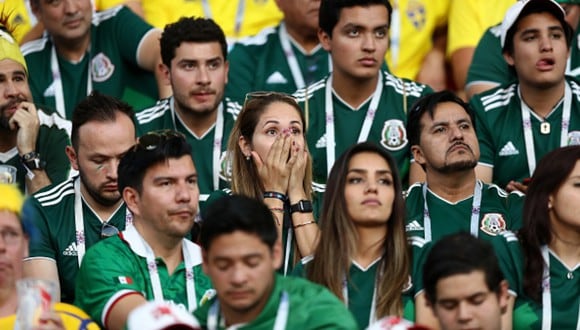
[423,232,505,304]
[71,91,134,150]
[160,17,228,67]
[199,195,278,251]
[407,90,476,148]
[117,130,193,194]
[319,0,392,37]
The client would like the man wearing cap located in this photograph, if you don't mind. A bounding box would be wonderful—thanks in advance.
[75,130,212,330]
[21,0,170,119]
[0,26,70,194]
[23,91,135,304]
[466,0,580,99]
[470,0,580,192]
[195,194,357,329]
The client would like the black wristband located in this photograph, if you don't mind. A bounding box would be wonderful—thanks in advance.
[290,200,313,214]
[263,191,287,202]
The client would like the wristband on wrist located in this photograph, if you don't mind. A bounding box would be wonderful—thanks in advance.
[263,191,287,202]
[290,200,313,214]
[293,220,316,229]
[20,151,45,179]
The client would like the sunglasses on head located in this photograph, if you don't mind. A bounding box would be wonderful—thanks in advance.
[136,130,186,151]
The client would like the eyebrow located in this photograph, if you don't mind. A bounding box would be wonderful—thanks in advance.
[262,120,302,127]
[347,168,392,175]
[430,117,471,128]
[520,25,565,36]
[342,23,389,31]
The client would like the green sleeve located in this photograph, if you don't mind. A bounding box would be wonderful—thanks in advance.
[74,238,144,328]
[110,6,156,65]
[506,191,525,231]
[38,125,71,185]
[470,96,495,168]
[25,196,56,260]
[226,42,259,105]
[466,25,516,89]
[489,231,523,296]
[409,237,432,296]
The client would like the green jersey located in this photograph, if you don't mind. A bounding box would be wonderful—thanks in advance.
[25,177,129,303]
[295,72,432,190]
[21,6,158,119]
[194,274,358,330]
[0,109,71,193]
[491,231,580,330]
[136,97,240,202]
[226,23,331,104]
[470,78,580,188]
[405,181,524,243]
[75,225,212,328]
[466,24,580,92]
[292,243,424,329]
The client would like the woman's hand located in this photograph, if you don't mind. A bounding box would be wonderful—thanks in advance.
[252,130,297,194]
[288,141,308,200]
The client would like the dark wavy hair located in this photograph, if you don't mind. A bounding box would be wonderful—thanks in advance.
[319,0,392,37]
[519,145,580,301]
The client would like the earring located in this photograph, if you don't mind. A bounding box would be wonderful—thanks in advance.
[245,154,251,161]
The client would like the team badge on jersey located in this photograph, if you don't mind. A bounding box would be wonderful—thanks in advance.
[567,131,580,145]
[381,119,408,151]
[406,1,426,30]
[219,151,233,183]
[480,213,507,236]
[91,52,115,82]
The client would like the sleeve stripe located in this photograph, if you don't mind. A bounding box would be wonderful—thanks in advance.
[102,290,142,327]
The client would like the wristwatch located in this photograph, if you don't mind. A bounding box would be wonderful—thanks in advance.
[20,151,45,171]
[290,200,313,214]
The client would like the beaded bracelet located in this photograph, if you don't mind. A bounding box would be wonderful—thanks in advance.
[293,220,316,229]
[263,191,287,202]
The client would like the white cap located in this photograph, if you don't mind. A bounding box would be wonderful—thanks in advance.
[500,0,567,48]
[127,301,201,330]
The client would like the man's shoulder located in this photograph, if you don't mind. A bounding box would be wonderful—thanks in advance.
[32,178,75,208]
[230,26,279,50]
[471,82,519,114]
[293,77,329,104]
[92,5,125,26]
[136,98,172,126]
[382,70,430,98]
[21,37,50,57]
[37,109,72,136]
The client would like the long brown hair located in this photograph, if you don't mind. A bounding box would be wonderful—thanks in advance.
[306,142,409,317]
[519,145,580,301]
[226,92,313,199]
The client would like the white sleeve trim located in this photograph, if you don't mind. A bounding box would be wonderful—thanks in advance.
[102,289,142,326]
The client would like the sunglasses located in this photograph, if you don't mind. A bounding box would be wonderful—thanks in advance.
[101,222,119,238]
[136,130,186,151]
[243,91,298,106]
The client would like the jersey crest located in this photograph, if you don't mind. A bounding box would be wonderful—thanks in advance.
[380,119,408,151]
[91,52,115,82]
[480,213,507,236]
[219,151,233,182]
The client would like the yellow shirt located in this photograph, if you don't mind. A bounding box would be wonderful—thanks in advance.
[96,0,283,40]
[385,0,450,80]
[0,0,34,44]
[447,0,515,56]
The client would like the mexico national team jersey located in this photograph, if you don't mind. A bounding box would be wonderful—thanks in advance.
[405,181,524,243]
[467,24,580,91]
[21,6,158,119]
[194,274,358,330]
[293,253,419,329]
[491,231,580,330]
[295,71,431,191]
[25,177,130,304]
[75,225,213,329]
[136,97,240,202]
[470,78,580,188]
[226,23,331,105]
[0,109,71,194]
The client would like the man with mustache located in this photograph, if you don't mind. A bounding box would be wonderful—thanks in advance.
[75,130,212,330]
[137,17,238,205]
[295,0,432,196]
[470,0,580,193]
[23,91,136,304]
[0,27,70,194]
[405,91,524,244]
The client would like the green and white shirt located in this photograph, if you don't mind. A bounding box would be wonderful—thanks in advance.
[470,78,580,189]
[136,97,240,203]
[25,177,129,303]
[295,71,432,192]
[466,24,580,92]
[226,23,331,104]
[75,225,213,329]
[0,109,71,193]
[491,231,580,330]
[405,181,524,243]
[21,6,159,119]
[194,274,358,330]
